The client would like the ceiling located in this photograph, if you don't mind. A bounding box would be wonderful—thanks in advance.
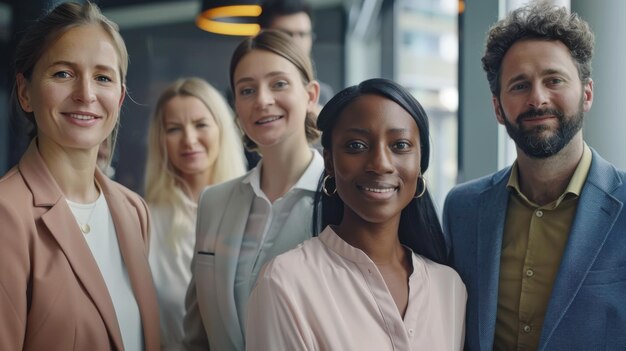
[0,0,348,32]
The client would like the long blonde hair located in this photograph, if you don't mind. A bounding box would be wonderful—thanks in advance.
[145,77,246,250]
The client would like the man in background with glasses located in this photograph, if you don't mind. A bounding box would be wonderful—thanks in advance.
[258,0,334,108]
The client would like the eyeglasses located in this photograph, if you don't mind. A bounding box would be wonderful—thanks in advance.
[277,29,317,41]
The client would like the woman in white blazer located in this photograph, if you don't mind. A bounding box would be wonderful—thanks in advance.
[182,30,325,351]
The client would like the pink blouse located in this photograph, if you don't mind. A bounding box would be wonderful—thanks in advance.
[246,226,466,351]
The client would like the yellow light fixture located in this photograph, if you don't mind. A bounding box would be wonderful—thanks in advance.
[196,2,262,36]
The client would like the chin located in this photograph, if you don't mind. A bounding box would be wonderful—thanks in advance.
[354,209,400,225]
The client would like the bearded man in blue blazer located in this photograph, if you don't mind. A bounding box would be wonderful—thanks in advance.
[443,2,626,350]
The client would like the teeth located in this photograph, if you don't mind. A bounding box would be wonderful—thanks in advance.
[363,187,395,193]
[69,114,95,120]
[257,116,281,124]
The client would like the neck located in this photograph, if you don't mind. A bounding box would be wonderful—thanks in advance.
[335,210,405,265]
[515,134,584,205]
[180,170,212,203]
[37,137,99,203]
[258,139,312,203]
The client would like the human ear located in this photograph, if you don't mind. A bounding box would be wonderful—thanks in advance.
[582,79,593,112]
[16,73,33,113]
[118,84,126,108]
[305,80,320,113]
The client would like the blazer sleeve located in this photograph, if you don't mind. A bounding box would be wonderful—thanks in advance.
[245,262,310,351]
[442,189,456,258]
[0,201,30,351]
[138,196,152,252]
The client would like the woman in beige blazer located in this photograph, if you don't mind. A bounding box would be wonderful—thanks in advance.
[0,2,160,350]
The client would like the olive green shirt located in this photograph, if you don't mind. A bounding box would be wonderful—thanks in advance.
[494,144,592,351]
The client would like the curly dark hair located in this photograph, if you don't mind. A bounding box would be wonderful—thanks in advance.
[482,1,594,96]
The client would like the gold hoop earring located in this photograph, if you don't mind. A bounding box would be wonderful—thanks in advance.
[322,175,337,196]
[414,176,427,199]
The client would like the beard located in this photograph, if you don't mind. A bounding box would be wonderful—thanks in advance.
[500,98,584,159]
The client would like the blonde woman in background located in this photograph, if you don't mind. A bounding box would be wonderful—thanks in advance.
[144,77,246,350]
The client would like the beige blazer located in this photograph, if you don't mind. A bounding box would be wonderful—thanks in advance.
[0,141,160,351]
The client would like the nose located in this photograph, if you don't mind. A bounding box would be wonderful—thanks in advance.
[72,77,96,103]
[183,126,198,147]
[366,144,394,175]
[254,86,274,109]
[527,84,549,108]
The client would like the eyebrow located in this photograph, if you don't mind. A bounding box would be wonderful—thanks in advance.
[49,60,117,73]
[344,127,410,135]
[164,116,211,125]
[234,71,289,86]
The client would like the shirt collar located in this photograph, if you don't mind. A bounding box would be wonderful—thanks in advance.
[242,149,325,198]
[319,225,422,278]
[319,225,372,263]
[507,143,592,207]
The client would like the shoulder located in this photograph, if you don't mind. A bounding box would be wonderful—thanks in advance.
[197,172,252,220]
[449,168,508,197]
[105,177,148,212]
[256,237,326,286]
[0,167,29,202]
[0,167,35,221]
[418,256,466,294]
[199,172,251,204]
[586,149,626,195]
[444,168,510,207]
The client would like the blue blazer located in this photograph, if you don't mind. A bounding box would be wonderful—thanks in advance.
[443,149,626,351]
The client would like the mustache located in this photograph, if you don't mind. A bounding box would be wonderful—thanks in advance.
[517,107,564,122]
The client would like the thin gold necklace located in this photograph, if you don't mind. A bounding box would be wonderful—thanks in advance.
[77,182,101,235]
[79,196,99,234]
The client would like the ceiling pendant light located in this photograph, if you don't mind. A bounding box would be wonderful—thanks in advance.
[196,0,262,36]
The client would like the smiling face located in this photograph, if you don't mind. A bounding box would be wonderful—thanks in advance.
[233,49,316,152]
[494,39,593,158]
[16,24,125,153]
[163,95,220,182]
[325,94,421,226]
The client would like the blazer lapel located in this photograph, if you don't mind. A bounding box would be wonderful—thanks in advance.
[98,172,160,351]
[19,143,127,351]
[539,152,623,349]
[215,182,254,350]
[476,169,511,351]
[40,206,124,350]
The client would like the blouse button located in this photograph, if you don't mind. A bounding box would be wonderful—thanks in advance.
[536,210,544,217]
